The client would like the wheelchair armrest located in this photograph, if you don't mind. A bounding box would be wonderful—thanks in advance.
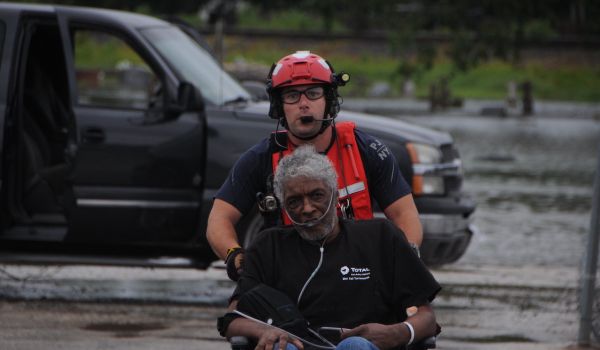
[229,335,436,350]
[408,335,436,350]
[230,336,251,350]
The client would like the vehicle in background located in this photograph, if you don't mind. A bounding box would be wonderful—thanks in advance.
[0,3,475,267]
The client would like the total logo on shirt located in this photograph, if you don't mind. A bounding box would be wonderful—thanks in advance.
[340,265,371,281]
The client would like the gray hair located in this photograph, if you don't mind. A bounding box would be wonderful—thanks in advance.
[273,145,338,205]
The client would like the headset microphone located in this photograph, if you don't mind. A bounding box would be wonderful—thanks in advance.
[312,117,335,121]
[300,116,335,124]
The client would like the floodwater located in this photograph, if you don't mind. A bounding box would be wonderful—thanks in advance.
[400,114,600,268]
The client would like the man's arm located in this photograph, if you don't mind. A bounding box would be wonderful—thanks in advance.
[340,304,436,350]
[207,199,243,261]
[383,193,423,246]
[207,144,268,274]
[355,130,423,246]
[224,300,304,350]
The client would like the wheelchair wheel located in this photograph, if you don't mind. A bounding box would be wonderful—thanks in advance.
[593,272,600,342]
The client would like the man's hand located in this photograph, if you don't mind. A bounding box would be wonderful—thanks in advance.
[226,315,304,350]
[340,323,404,350]
[340,305,437,349]
[255,328,304,350]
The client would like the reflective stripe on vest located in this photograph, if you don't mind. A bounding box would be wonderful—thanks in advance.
[272,121,373,225]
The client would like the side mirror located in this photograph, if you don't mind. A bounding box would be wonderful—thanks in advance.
[139,81,203,125]
[166,81,204,119]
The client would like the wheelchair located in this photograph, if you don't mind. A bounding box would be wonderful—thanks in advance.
[229,335,436,349]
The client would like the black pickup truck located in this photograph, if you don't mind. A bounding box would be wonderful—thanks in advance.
[0,3,475,267]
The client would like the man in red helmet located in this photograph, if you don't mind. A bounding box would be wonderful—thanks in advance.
[207,51,423,281]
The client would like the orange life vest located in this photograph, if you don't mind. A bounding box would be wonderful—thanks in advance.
[272,121,373,225]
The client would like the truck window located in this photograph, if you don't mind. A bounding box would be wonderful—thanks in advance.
[140,26,250,106]
[73,29,159,110]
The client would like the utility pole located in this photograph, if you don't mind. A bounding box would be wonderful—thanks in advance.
[207,0,236,66]
[578,142,600,346]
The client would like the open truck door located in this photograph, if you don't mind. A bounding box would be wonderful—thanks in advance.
[55,8,207,245]
[0,6,208,260]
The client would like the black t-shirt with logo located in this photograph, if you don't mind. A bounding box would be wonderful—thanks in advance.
[232,219,441,329]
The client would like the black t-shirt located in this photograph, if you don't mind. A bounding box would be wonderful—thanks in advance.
[215,127,411,219]
[233,219,441,329]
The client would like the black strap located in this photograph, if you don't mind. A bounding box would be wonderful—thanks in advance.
[217,312,242,337]
[226,248,245,281]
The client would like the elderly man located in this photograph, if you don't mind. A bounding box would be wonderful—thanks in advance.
[218,145,440,350]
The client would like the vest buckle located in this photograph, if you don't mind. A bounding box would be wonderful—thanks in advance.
[339,198,354,219]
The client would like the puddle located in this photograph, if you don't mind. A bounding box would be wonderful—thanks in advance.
[448,334,535,343]
[83,321,167,338]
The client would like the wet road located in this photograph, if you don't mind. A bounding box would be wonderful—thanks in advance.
[400,114,599,268]
[0,300,227,350]
[0,264,581,350]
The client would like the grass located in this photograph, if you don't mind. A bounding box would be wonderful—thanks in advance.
[68,3,600,103]
[220,38,600,102]
[235,7,348,33]
[213,6,600,102]
[74,26,600,102]
[74,31,147,69]
[439,61,600,102]
[221,38,407,96]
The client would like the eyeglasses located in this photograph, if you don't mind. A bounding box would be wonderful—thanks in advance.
[281,86,325,104]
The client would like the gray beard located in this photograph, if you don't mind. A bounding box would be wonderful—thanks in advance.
[296,210,337,241]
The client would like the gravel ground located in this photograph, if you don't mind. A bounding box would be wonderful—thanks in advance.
[0,263,593,349]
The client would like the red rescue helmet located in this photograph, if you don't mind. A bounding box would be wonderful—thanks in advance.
[267,51,349,121]
[270,51,334,89]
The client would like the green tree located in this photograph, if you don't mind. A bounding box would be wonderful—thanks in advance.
[11,0,203,14]
[387,0,599,72]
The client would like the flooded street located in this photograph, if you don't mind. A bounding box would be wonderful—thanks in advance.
[400,114,599,268]
[0,264,583,350]
[398,113,600,348]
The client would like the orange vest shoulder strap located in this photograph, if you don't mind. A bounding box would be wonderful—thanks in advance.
[331,122,373,220]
